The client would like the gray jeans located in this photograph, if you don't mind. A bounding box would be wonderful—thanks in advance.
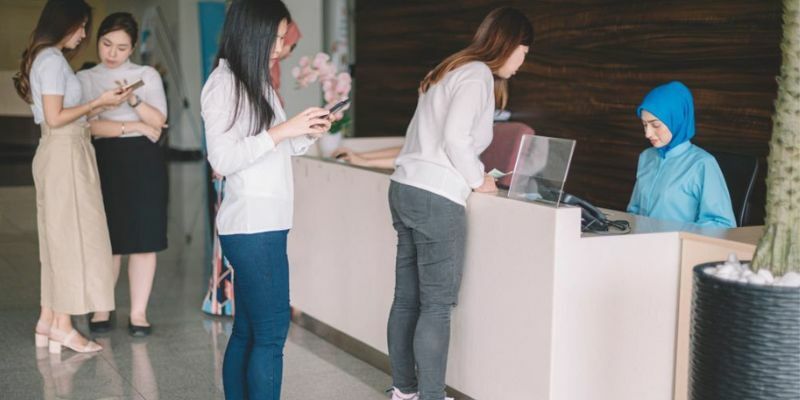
[387,181,466,400]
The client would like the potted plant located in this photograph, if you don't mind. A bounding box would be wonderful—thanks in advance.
[292,52,352,156]
[689,1,800,399]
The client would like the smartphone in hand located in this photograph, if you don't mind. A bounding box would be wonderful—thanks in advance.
[311,98,351,129]
[119,79,144,93]
[327,98,351,116]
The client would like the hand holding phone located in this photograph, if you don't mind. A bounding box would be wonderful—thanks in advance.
[115,79,144,94]
[310,99,351,130]
[326,98,351,118]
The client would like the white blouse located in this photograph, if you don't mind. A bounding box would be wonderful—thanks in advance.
[201,59,317,235]
[29,47,83,125]
[77,61,167,138]
[391,61,495,206]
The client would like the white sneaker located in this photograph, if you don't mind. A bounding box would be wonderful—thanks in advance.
[389,388,453,400]
[390,388,418,400]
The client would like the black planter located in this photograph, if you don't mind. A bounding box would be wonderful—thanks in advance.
[690,262,800,400]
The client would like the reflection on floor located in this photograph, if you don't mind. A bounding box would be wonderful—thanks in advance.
[0,161,391,400]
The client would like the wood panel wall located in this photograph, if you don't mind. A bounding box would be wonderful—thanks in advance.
[354,0,782,224]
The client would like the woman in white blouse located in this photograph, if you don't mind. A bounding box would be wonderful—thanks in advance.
[77,12,168,337]
[200,1,330,398]
[13,0,132,354]
[387,8,533,400]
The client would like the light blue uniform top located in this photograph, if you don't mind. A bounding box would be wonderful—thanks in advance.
[627,81,736,228]
[627,141,736,228]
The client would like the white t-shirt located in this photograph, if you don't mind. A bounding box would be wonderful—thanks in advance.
[391,61,495,206]
[201,59,318,235]
[77,61,168,137]
[29,47,83,125]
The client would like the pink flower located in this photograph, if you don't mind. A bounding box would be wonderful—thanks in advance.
[298,56,310,67]
[324,90,338,104]
[322,78,335,92]
[335,74,352,95]
[337,72,352,85]
[320,65,337,81]
[312,52,330,68]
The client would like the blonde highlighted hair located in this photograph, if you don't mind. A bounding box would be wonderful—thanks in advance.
[419,7,533,109]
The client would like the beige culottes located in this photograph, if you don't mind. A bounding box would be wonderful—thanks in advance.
[32,122,114,315]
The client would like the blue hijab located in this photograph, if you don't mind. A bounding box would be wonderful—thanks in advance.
[636,81,696,158]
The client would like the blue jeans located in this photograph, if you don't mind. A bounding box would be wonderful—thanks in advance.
[387,182,467,400]
[219,230,291,400]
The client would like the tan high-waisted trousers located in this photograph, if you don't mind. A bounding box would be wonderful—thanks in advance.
[32,121,114,314]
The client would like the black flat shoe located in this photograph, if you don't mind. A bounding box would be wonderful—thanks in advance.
[89,312,114,333]
[128,320,152,337]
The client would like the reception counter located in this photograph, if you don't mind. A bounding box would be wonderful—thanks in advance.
[287,138,761,400]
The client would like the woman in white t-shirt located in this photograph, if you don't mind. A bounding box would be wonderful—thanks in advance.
[13,0,133,354]
[387,8,533,400]
[78,12,168,338]
[200,1,331,398]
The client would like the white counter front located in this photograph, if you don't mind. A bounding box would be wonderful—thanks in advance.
[287,139,759,400]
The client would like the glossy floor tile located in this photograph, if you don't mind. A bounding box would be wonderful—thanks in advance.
[0,161,391,400]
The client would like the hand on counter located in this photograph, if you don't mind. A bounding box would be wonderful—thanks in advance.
[332,147,368,166]
[473,175,498,193]
[331,146,399,170]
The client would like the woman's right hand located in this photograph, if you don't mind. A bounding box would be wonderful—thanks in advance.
[269,107,332,143]
[473,175,498,193]
[93,87,133,109]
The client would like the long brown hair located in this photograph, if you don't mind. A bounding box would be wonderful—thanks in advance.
[13,0,93,104]
[419,7,533,109]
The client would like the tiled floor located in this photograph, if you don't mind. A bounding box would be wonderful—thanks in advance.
[0,161,391,400]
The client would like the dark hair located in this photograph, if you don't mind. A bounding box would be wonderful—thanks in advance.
[14,0,93,103]
[420,7,533,109]
[216,0,291,136]
[97,12,138,47]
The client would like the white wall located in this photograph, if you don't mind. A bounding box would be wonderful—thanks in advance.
[175,0,207,151]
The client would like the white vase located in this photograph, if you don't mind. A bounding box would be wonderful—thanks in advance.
[318,131,343,157]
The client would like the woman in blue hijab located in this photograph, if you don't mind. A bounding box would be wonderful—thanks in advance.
[627,81,736,228]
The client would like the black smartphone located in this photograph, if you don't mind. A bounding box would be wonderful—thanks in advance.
[327,98,351,115]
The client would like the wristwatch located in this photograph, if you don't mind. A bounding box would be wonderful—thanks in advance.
[130,95,142,108]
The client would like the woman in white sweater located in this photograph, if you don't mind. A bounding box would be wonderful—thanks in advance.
[200,1,330,399]
[388,7,534,400]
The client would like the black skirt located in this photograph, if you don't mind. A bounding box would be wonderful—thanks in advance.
[93,136,168,254]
